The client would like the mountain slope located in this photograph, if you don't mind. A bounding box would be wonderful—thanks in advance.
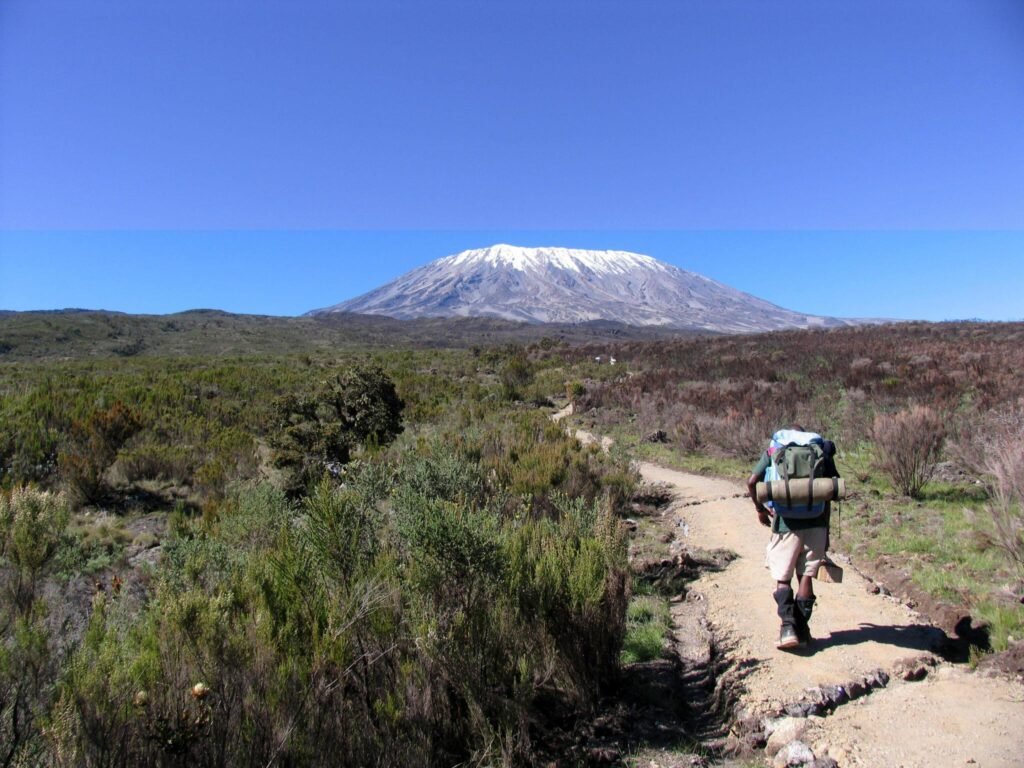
[310,244,859,333]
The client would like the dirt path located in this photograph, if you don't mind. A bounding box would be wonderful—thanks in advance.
[639,460,1024,767]
[568,418,1024,767]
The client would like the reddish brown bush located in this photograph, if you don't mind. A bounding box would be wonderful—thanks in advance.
[554,323,1024,458]
[871,406,946,498]
[959,410,1024,583]
[58,401,143,505]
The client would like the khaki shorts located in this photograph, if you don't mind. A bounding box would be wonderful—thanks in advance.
[765,527,828,582]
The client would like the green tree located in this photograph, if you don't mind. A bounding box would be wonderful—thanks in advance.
[270,365,404,494]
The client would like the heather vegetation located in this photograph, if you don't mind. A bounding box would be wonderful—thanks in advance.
[1,318,1023,765]
[0,340,638,766]
[0,309,679,362]
[560,321,1024,653]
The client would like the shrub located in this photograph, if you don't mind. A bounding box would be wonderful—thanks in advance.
[872,406,946,498]
[270,366,404,495]
[962,411,1024,583]
[499,352,534,401]
[117,442,195,484]
[0,487,70,763]
[566,380,586,402]
[0,486,71,609]
[62,481,403,767]
[58,401,143,505]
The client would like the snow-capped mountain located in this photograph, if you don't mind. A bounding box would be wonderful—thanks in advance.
[309,244,857,333]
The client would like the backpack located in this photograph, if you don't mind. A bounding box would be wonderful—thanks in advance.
[764,429,828,519]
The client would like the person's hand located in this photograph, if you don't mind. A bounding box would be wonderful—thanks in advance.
[757,508,772,527]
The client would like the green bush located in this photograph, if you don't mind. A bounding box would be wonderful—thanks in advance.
[0,346,642,765]
[499,352,534,401]
[270,365,405,495]
[55,430,630,767]
[0,487,71,763]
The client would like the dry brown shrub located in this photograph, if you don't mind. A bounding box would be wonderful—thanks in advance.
[563,323,1024,470]
[872,406,946,498]
[673,410,703,453]
[959,410,1024,583]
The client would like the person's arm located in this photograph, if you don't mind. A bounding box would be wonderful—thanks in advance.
[748,451,772,527]
[822,440,840,478]
[747,473,772,527]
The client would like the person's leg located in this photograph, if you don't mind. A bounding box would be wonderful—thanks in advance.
[792,528,827,644]
[767,533,802,649]
[794,576,816,645]
[773,581,799,649]
[795,574,815,599]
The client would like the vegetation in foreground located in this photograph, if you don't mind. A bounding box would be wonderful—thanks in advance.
[0,339,639,766]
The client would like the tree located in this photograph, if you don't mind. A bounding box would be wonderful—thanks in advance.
[270,366,404,494]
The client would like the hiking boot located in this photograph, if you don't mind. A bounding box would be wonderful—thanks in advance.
[777,622,801,650]
[773,587,801,650]
[794,596,816,646]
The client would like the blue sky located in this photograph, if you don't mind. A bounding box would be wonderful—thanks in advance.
[1,1,1022,320]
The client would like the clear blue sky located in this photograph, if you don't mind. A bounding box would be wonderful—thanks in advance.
[1,1,1022,320]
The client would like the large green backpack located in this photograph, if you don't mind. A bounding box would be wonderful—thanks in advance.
[764,429,828,518]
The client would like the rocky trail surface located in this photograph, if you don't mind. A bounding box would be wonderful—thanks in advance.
[564,413,1024,768]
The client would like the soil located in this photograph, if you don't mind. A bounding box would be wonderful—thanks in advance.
[566,417,1024,767]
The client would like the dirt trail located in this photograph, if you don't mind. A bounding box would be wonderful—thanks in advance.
[569,419,1024,767]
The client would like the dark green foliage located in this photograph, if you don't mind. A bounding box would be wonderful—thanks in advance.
[0,488,71,764]
[269,365,405,494]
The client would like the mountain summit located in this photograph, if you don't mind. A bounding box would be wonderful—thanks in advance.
[310,245,853,333]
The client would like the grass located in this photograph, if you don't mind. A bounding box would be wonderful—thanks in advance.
[621,595,673,664]
[974,600,1024,652]
[832,478,1024,652]
[567,415,751,481]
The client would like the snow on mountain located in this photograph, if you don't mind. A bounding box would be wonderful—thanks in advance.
[308,244,859,333]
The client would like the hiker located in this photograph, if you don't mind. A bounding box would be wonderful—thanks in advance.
[746,425,840,650]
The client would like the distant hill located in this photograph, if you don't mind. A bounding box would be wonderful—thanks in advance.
[0,309,692,362]
[311,244,875,333]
